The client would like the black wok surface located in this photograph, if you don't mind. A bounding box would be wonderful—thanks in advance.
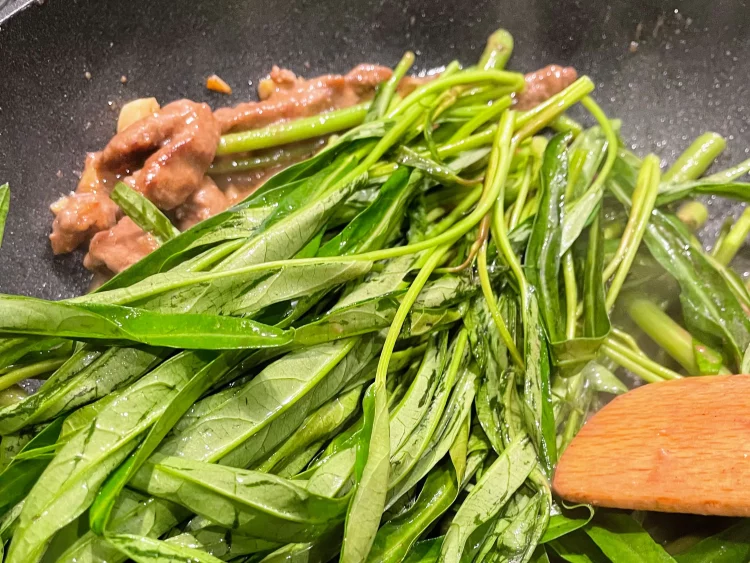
[0,0,749,299]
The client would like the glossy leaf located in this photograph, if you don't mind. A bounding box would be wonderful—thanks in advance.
[439,436,536,562]
[526,132,569,343]
[106,533,224,563]
[674,520,750,563]
[0,296,293,349]
[111,182,179,244]
[585,513,676,563]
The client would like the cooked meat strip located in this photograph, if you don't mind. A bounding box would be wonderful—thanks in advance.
[98,99,221,210]
[50,100,220,255]
[49,192,119,254]
[83,217,159,274]
[215,64,392,134]
[174,176,229,230]
[515,65,578,110]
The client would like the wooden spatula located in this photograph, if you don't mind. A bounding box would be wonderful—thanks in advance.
[553,374,750,517]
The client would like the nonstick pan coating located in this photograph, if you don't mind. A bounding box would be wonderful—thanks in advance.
[1,0,749,299]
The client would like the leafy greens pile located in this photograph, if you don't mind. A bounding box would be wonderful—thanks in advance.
[1,29,750,563]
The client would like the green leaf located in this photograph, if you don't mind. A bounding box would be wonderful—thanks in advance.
[150,455,349,542]
[319,166,417,256]
[5,351,214,563]
[0,346,165,435]
[548,530,608,563]
[389,331,466,489]
[106,533,224,563]
[341,381,390,563]
[674,520,750,563]
[225,261,373,317]
[396,147,483,187]
[656,179,750,206]
[521,293,557,476]
[475,488,550,563]
[582,361,627,395]
[0,297,293,349]
[368,461,459,563]
[585,513,676,563]
[0,184,8,249]
[0,416,65,517]
[403,537,444,563]
[57,491,188,563]
[387,361,479,507]
[526,132,569,343]
[645,211,750,369]
[132,337,377,483]
[89,350,246,534]
[439,436,536,562]
[110,182,179,244]
[258,385,362,473]
[541,504,595,543]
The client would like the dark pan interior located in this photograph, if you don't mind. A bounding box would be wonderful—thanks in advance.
[1,0,749,299]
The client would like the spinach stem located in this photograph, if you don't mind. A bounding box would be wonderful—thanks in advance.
[508,163,532,230]
[705,157,750,182]
[479,29,514,70]
[563,253,578,340]
[489,113,528,313]
[368,51,415,120]
[602,338,681,383]
[388,69,525,118]
[676,200,709,231]
[217,104,370,155]
[713,207,750,266]
[477,243,524,367]
[626,298,729,375]
[604,154,660,309]
[0,358,66,392]
[663,132,726,183]
[448,97,512,144]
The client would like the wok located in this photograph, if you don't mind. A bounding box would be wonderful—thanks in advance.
[0,0,748,300]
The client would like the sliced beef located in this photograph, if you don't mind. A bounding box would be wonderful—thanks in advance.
[215,64,392,134]
[98,99,221,209]
[83,217,159,274]
[515,65,578,110]
[49,192,119,254]
[174,176,229,230]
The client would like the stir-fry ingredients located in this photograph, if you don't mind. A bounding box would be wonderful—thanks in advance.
[0,28,749,563]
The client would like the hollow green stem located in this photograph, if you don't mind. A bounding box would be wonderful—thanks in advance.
[663,132,726,183]
[602,338,682,383]
[368,51,415,120]
[374,244,451,388]
[626,298,729,375]
[676,200,709,232]
[563,253,578,340]
[513,77,595,142]
[389,69,525,118]
[0,358,66,392]
[508,163,533,230]
[550,114,584,137]
[489,117,528,311]
[478,243,524,367]
[479,29,514,70]
[705,157,750,182]
[605,154,661,309]
[0,386,27,408]
[217,104,370,155]
[448,97,512,144]
[714,207,750,266]
[425,186,483,238]
[209,143,317,175]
